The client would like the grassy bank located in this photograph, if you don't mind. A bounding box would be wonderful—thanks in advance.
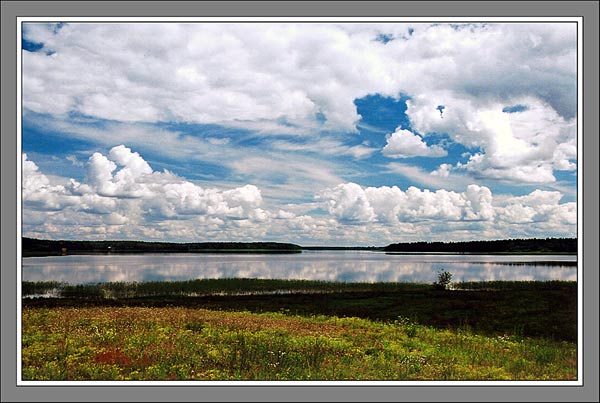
[23,279,578,341]
[22,306,577,381]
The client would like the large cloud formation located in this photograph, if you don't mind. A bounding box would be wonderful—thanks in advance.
[408,96,576,183]
[23,23,576,127]
[23,146,267,240]
[21,22,578,244]
[22,146,576,244]
[22,22,577,185]
[317,182,494,224]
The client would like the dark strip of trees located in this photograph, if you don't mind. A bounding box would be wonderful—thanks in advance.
[22,237,302,256]
[383,238,577,253]
[22,237,577,256]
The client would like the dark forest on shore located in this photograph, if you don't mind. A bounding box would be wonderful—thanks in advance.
[22,236,576,256]
[383,237,577,254]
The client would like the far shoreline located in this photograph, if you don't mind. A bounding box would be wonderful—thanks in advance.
[21,236,577,257]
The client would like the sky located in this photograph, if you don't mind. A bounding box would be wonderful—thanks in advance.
[20,21,578,246]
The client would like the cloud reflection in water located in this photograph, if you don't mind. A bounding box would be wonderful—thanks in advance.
[22,251,577,285]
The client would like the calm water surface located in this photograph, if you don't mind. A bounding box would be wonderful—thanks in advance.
[21,251,577,284]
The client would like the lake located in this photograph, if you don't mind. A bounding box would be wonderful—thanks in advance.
[21,251,577,285]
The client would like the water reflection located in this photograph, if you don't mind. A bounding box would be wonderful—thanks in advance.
[21,251,577,285]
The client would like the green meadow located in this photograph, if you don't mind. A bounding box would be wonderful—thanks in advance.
[21,279,578,381]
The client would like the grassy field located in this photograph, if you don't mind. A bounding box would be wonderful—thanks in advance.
[21,279,578,381]
[22,306,577,381]
[23,279,578,341]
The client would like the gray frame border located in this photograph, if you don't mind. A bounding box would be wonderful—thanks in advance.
[2,1,598,402]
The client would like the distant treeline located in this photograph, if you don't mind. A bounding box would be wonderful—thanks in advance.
[22,237,302,256]
[22,236,577,256]
[383,238,577,254]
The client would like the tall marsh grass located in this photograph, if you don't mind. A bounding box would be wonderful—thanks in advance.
[22,279,431,299]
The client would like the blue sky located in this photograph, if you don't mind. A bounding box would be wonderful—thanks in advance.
[21,22,578,245]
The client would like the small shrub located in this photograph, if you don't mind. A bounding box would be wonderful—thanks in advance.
[433,270,453,290]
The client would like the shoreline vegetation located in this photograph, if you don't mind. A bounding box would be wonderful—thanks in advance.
[22,279,577,381]
[22,236,577,257]
[23,279,577,342]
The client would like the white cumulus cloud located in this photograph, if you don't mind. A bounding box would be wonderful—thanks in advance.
[497,189,576,225]
[317,182,495,225]
[22,151,577,244]
[408,96,576,183]
[22,21,578,190]
[382,128,447,158]
[22,146,272,240]
[22,22,576,130]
